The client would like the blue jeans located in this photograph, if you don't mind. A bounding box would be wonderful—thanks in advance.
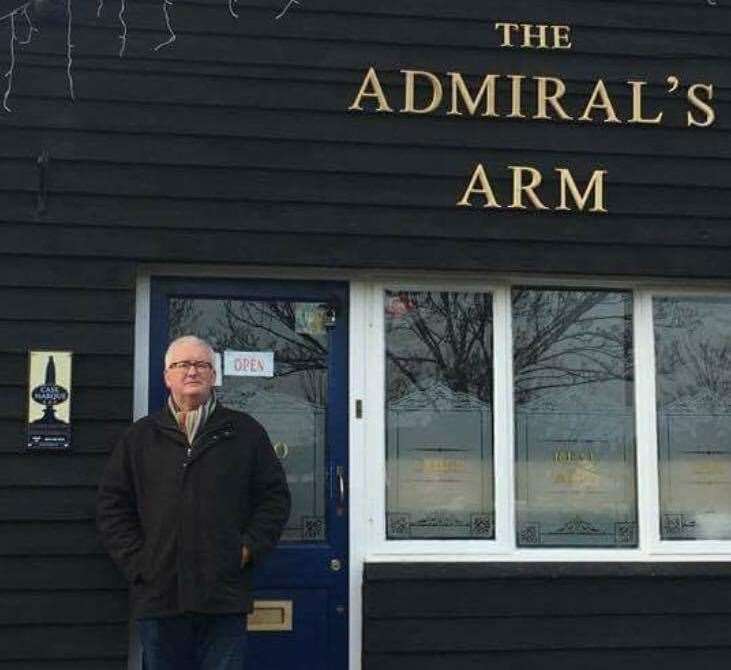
[137,613,248,670]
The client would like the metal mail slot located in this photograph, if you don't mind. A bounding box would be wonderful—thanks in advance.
[246,599,293,632]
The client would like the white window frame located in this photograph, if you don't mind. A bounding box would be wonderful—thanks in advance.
[361,275,731,562]
[365,279,514,557]
[640,287,731,556]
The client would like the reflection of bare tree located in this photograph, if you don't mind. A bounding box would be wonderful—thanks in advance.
[386,292,493,403]
[169,299,199,338]
[168,298,328,406]
[386,290,633,409]
[654,299,731,407]
[218,301,327,406]
[512,290,633,406]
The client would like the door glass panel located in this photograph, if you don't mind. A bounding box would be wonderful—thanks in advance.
[513,288,637,547]
[169,298,329,543]
[384,290,495,540]
[654,296,731,540]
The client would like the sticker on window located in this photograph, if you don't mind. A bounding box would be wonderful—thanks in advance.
[224,351,274,378]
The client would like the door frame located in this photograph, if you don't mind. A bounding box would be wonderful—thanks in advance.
[133,267,367,670]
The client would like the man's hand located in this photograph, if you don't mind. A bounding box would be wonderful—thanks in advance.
[240,545,251,567]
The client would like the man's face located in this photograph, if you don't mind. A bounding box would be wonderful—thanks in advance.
[163,340,216,410]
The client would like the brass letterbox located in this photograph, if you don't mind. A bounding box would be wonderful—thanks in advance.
[246,599,293,632]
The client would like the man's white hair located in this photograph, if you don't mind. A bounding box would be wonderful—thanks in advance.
[164,335,215,368]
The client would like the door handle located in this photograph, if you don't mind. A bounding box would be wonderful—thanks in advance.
[336,465,346,506]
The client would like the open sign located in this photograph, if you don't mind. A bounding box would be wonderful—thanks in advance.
[224,351,274,378]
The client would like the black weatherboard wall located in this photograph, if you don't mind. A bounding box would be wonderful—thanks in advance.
[0,0,728,668]
[0,0,728,276]
[0,260,135,668]
[364,563,731,670]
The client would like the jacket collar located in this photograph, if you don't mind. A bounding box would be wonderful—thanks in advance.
[153,403,235,451]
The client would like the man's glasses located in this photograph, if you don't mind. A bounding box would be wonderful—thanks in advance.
[167,360,214,372]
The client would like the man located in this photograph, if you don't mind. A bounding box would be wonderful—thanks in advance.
[97,335,291,669]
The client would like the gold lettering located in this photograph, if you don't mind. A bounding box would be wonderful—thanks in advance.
[401,69,444,114]
[579,79,621,123]
[687,84,715,128]
[554,449,597,462]
[556,168,608,213]
[509,165,548,209]
[534,76,572,120]
[553,25,572,49]
[494,22,519,47]
[507,75,526,118]
[348,67,393,112]
[457,164,501,208]
[627,81,663,124]
[447,73,499,117]
[521,23,549,48]
[422,458,465,475]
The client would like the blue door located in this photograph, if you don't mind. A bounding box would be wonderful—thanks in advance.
[149,278,349,670]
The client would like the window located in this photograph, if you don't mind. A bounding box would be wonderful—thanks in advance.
[368,282,731,556]
[384,290,494,539]
[654,296,731,541]
[513,288,637,547]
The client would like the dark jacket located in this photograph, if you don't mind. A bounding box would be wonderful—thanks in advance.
[96,404,291,618]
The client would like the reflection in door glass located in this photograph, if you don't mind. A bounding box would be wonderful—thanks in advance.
[169,298,329,543]
[513,289,637,547]
[654,296,731,540]
[385,290,494,540]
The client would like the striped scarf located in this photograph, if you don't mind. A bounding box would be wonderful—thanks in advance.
[167,393,217,445]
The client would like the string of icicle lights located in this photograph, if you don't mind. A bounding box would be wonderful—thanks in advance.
[1,0,301,111]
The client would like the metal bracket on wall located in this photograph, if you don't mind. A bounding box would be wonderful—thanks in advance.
[36,151,50,217]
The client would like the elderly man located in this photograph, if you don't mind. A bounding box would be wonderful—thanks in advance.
[97,335,291,670]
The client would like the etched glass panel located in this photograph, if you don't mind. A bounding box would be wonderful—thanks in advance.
[169,298,328,543]
[654,296,731,540]
[385,291,494,540]
[513,289,637,547]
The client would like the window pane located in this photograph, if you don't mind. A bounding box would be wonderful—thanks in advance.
[513,289,637,547]
[169,298,328,543]
[385,291,494,539]
[655,296,731,540]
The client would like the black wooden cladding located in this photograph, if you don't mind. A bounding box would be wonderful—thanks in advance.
[0,257,134,289]
[0,419,129,453]
[0,663,125,670]
[2,520,108,554]
[6,222,731,278]
[0,623,129,660]
[0,0,729,667]
[0,256,133,664]
[0,591,128,624]
[5,193,731,249]
[364,649,731,670]
[363,563,731,669]
[0,354,132,387]
[0,1,728,278]
[5,154,731,215]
